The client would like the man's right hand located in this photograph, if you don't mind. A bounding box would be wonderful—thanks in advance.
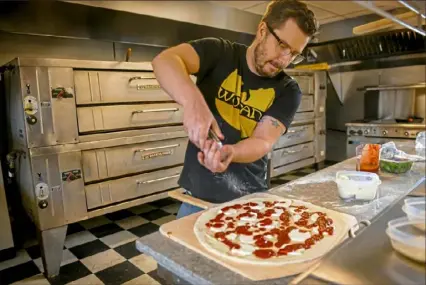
[184,99,224,149]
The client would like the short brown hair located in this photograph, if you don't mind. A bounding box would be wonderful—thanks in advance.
[261,0,319,37]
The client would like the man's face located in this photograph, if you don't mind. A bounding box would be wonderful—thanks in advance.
[253,18,310,78]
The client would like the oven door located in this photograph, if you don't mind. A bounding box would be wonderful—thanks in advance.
[346,136,414,159]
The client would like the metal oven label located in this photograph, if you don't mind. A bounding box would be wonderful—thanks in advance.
[61,169,82,182]
[52,87,74,99]
[141,150,172,160]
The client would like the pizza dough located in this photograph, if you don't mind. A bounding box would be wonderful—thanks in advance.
[194,197,348,266]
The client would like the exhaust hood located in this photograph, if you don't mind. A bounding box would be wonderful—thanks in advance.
[307,27,426,71]
[0,1,256,48]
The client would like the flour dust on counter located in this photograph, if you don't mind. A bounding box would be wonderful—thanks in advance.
[0,162,333,284]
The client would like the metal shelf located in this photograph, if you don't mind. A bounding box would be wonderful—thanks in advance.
[358,82,426,91]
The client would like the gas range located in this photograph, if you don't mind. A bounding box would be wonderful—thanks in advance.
[346,119,425,139]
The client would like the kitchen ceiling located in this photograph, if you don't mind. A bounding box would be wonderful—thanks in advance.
[210,1,420,24]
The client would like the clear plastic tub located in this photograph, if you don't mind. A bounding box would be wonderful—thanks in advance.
[386,217,426,263]
[402,198,425,231]
[335,171,382,201]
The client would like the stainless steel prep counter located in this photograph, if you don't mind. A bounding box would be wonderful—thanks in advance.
[302,179,425,285]
[136,141,425,285]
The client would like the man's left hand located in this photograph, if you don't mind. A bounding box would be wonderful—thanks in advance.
[197,140,234,173]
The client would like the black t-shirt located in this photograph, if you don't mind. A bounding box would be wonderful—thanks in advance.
[178,37,302,203]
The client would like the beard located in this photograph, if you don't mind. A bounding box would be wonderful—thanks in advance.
[253,40,284,78]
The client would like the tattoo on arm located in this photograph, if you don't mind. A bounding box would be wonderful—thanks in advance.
[259,116,280,128]
[270,119,280,128]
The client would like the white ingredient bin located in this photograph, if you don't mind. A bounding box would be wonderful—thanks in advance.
[402,197,425,231]
[335,171,381,200]
[386,217,426,263]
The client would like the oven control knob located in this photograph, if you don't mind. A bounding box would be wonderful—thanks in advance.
[357,130,363,135]
[349,130,356,135]
[38,200,48,209]
[404,131,409,137]
[383,130,388,136]
[364,130,369,135]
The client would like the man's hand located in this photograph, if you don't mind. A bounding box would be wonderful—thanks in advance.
[184,100,224,150]
[198,140,234,173]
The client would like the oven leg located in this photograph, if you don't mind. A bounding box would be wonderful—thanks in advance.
[37,225,67,278]
[315,161,325,171]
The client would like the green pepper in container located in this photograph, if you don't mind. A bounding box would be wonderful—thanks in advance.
[379,156,414,174]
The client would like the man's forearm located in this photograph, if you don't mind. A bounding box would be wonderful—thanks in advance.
[152,53,207,109]
[231,137,272,163]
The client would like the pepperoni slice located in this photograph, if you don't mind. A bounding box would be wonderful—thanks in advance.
[255,238,273,248]
[211,223,225,228]
[235,225,252,235]
[214,232,226,240]
[277,243,305,256]
[263,209,276,217]
[259,218,273,226]
[254,249,276,259]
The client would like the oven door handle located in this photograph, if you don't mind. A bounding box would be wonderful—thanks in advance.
[283,145,308,154]
[134,144,180,153]
[128,76,157,83]
[137,174,180,185]
[128,76,161,90]
[132,108,179,114]
[287,127,307,134]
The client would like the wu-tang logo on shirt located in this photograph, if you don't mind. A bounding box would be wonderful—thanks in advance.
[216,69,276,138]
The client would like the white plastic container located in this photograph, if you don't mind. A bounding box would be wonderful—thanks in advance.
[335,171,381,201]
[386,217,426,263]
[402,197,425,231]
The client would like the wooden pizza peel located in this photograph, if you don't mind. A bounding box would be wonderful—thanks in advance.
[162,189,361,282]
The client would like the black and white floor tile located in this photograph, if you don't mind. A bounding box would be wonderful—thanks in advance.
[0,162,336,285]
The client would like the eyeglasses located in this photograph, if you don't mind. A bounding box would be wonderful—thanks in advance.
[266,23,305,65]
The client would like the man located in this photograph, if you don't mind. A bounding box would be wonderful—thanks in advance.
[152,0,318,218]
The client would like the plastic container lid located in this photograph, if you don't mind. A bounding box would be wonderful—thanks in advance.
[402,198,426,231]
[404,198,426,218]
[335,171,381,200]
[386,217,425,263]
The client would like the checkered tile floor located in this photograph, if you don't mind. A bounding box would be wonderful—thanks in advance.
[0,162,336,285]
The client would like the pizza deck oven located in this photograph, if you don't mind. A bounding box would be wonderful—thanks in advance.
[2,57,188,277]
[270,70,327,178]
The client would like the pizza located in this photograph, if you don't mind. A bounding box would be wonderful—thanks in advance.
[194,197,342,265]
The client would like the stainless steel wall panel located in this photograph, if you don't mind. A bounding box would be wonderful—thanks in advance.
[0,31,114,66]
[0,1,255,48]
